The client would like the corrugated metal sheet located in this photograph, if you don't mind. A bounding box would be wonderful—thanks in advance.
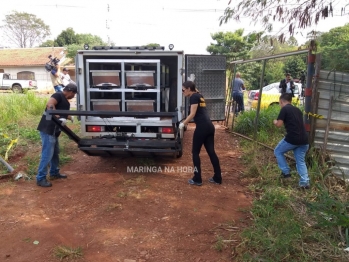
[314,70,349,179]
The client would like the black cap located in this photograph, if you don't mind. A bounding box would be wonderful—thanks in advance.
[63,67,69,71]
[63,82,78,93]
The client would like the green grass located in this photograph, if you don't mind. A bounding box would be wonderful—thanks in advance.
[234,106,284,143]
[0,93,77,174]
[233,136,349,261]
[0,92,47,125]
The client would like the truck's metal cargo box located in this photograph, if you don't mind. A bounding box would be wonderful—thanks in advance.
[126,71,155,89]
[90,70,121,87]
[91,99,121,111]
[126,100,154,112]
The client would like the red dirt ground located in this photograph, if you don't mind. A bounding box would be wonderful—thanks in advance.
[0,124,252,262]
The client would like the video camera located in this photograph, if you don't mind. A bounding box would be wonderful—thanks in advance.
[45,55,60,72]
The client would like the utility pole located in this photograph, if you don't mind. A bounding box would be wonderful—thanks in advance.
[106,4,111,46]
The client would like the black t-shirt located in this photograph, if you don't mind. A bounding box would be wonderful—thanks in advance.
[189,93,211,125]
[277,104,308,145]
[37,92,70,136]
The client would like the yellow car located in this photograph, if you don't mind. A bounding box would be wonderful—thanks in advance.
[248,82,301,109]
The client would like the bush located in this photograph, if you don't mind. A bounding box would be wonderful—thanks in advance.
[234,106,285,145]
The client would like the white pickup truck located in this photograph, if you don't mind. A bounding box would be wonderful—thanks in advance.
[0,73,38,92]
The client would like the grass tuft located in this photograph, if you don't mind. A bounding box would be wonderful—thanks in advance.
[53,245,83,261]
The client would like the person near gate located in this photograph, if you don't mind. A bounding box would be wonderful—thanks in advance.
[36,83,77,187]
[179,81,222,186]
[279,73,295,96]
[231,72,245,116]
[273,93,310,189]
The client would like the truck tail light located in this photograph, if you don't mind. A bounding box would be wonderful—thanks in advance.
[29,80,33,86]
[87,126,104,132]
[254,92,259,100]
[160,127,173,134]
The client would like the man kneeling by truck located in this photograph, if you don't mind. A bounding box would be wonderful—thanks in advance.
[36,83,77,187]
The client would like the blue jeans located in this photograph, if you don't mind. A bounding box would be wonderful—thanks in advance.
[36,132,60,182]
[232,92,244,115]
[274,139,310,186]
[54,85,64,92]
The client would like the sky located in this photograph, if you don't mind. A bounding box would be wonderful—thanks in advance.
[0,0,348,54]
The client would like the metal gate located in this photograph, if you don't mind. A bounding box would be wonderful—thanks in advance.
[313,69,349,179]
[185,55,226,120]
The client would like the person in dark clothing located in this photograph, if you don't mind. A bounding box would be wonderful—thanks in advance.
[231,72,245,116]
[279,73,295,96]
[273,93,310,189]
[179,81,222,186]
[36,83,77,187]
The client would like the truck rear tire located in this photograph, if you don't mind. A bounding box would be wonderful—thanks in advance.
[12,85,23,93]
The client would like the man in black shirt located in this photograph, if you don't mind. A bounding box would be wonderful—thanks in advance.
[273,93,310,189]
[36,83,77,187]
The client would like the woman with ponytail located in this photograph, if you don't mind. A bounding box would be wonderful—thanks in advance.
[179,81,222,186]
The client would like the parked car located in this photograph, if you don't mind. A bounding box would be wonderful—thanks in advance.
[248,82,301,109]
[0,73,37,93]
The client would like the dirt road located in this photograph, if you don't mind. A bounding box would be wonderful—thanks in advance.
[0,125,251,262]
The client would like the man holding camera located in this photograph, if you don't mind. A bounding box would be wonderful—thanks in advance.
[50,64,64,93]
[279,73,295,97]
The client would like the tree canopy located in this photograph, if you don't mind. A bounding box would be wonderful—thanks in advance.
[40,28,106,58]
[1,11,50,48]
[220,0,341,41]
[206,30,262,64]
[318,23,349,72]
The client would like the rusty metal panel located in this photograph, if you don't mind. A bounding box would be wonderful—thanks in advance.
[185,55,226,121]
[91,99,121,111]
[126,100,154,112]
[314,70,349,179]
[90,70,120,87]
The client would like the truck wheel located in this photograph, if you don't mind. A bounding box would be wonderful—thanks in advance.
[12,85,23,93]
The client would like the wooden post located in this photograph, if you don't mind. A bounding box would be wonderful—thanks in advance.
[309,54,321,145]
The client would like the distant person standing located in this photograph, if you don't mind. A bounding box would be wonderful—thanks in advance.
[60,67,71,87]
[279,73,295,97]
[231,72,245,116]
[273,93,310,189]
[299,71,306,97]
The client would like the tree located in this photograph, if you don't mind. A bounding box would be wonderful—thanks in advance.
[1,11,50,48]
[250,35,298,58]
[220,0,337,41]
[40,40,55,47]
[52,28,106,58]
[207,30,266,91]
[318,23,349,72]
[284,55,307,79]
[145,43,161,47]
[206,30,261,64]
[55,28,77,46]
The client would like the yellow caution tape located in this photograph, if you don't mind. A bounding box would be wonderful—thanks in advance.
[5,138,18,161]
[305,112,324,119]
[1,133,19,161]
